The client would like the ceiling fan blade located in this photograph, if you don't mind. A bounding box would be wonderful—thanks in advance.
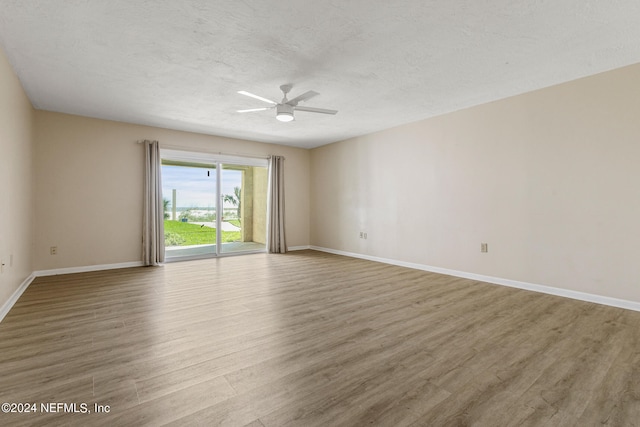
[294,106,338,115]
[286,90,319,106]
[237,107,270,113]
[237,91,277,105]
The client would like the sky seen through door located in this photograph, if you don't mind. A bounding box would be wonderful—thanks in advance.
[162,165,242,209]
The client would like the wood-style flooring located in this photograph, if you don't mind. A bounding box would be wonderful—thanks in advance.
[1,250,639,426]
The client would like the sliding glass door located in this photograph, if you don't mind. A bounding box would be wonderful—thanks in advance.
[161,150,268,261]
[161,161,217,259]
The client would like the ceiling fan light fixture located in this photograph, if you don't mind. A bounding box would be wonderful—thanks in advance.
[276,112,294,122]
[276,104,294,122]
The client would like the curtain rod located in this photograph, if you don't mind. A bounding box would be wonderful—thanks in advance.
[136,140,284,160]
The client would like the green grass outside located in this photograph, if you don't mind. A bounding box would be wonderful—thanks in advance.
[164,220,241,246]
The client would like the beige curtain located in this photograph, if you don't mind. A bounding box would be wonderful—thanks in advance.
[142,140,165,265]
[267,155,287,253]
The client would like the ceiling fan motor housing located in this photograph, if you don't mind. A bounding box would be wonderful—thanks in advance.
[276,103,294,121]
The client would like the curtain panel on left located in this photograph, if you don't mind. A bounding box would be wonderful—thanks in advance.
[142,140,165,265]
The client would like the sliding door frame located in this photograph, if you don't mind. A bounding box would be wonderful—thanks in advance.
[161,148,268,262]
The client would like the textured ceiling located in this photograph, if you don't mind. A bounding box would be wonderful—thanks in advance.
[1,1,640,149]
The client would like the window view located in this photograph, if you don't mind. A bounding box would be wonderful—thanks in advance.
[161,154,267,260]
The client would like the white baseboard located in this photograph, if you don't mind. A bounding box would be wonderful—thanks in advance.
[34,261,145,277]
[310,246,640,313]
[0,261,148,324]
[287,245,311,251]
[0,273,36,323]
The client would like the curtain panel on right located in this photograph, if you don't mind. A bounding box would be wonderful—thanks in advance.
[267,155,287,253]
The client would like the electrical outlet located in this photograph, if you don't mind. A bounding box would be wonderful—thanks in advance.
[50,246,58,255]
[359,232,363,238]
[481,243,488,253]
[364,233,367,239]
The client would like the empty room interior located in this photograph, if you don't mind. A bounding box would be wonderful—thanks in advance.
[2,1,640,426]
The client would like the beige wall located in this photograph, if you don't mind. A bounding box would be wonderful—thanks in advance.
[311,63,640,302]
[0,47,34,308]
[34,112,310,270]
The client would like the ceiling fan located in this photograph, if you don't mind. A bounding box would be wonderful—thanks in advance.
[237,84,338,122]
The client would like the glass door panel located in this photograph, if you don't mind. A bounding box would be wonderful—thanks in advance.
[161,162,217,260]
[220,163,268,254]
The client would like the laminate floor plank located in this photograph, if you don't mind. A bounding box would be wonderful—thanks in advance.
[1,250,639,426]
